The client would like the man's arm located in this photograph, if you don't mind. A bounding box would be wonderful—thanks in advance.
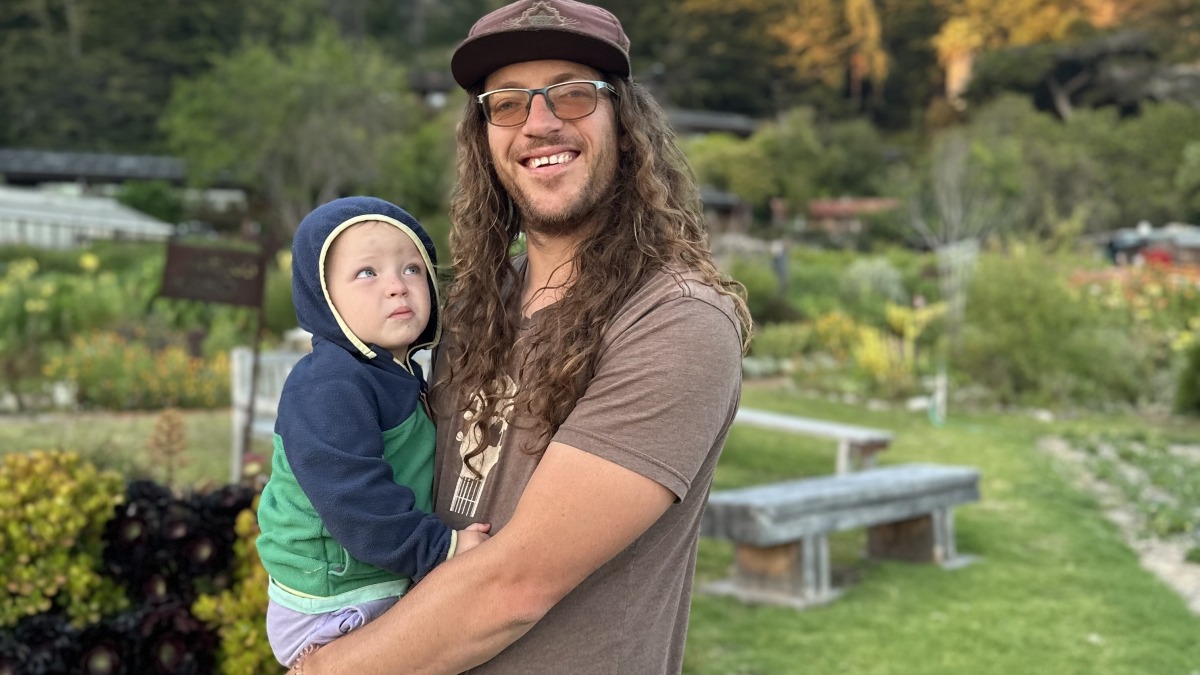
[295,440,675,675]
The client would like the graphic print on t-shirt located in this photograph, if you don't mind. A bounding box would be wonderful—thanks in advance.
[450,376,516,517]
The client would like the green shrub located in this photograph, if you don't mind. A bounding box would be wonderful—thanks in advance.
[44,331,231,410]
[786,249,852,320]
[262,249,296,337]
[955,249,1155,407]
[838,257,909,326]
[193,498,281,675]
[116,180,185,224]
[1187,547,1200,564]
[1175,340,1200,416]
[0,451,128,628]
[750,322,812,360]
[731,258,799,325]
[0,258,132,408]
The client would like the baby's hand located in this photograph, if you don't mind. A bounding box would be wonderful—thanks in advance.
[455,522,491,556]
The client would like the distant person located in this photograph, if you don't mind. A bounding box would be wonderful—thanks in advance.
[256,196,489,669]
[291,1,752,673]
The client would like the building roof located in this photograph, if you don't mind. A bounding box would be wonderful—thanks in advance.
[0,185,174,238]
[0,148,188,185]
[666,108,759,137]
[808,197,901,219]
[699,186,744,210]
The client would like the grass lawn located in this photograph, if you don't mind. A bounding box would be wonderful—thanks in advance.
[0,409,273,488]
[1,389,1197,674]
[685,385,1200,675]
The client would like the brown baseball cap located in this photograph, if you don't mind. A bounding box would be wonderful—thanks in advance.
[451,0,631,90]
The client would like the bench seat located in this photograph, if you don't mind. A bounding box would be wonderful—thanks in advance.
[734,407,893,473]
[701,463,981,609]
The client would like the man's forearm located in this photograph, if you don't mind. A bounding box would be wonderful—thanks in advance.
[296,537,546,675]
[294,443,675,675]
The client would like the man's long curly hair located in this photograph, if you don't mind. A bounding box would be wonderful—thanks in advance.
[439,76,752,469]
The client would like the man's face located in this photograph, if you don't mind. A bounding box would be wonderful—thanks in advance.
[483,59,620,238]
[326,221,432,355]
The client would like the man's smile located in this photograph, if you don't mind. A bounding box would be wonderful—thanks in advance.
[525,152,578,168]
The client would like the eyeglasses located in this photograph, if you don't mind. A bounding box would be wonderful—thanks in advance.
[477,80,618,127]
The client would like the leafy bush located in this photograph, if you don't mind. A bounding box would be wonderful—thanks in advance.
[750,322,812,360]
[193,496,280,675]
[839,257,909,326]
[785,248,855,320]
[44,331,231,410]
[852,326,917,397]
[0,258,132,408]
[731,257,799,325]
[261,249,297,338]
[955,249,1155,407]
[0,451,128,628]
[116,180,185,224]
[811,311,861,361]
[1175,340,1200,416]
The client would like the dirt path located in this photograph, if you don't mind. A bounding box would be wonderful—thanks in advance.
[1039,436,1200,614]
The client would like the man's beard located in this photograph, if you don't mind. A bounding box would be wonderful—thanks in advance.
[506,139,619,240]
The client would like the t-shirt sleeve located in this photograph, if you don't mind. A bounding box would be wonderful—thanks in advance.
[553,293,743,501]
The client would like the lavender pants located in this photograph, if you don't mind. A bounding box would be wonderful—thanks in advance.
[266,596,399,667]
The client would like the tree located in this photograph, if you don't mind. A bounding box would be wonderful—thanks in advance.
[163,29,425,238]
[0,0,329,151]
[875,0,946,129]
[932,0,1103,105]
[1177,142,1200,221]
[662,0,796,115]
[966,30,1200,121]
[908,129,1025,422]
[769,0,890,110]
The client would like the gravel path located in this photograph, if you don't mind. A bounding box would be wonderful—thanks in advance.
[1039,436,1200,614]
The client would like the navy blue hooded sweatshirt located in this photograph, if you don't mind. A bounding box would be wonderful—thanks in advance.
[256,197,452,612]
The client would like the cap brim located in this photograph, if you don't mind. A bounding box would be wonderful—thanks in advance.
[451,29,630,89]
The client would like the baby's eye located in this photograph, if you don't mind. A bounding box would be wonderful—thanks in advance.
[355,268,377,279]
[403,263,423,276]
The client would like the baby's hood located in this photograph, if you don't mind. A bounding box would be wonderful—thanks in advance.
[291,196,440,362]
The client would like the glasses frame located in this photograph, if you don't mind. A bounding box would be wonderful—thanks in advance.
[477,80,618,127]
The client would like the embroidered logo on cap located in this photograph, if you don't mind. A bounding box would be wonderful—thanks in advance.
[503,1,578,28]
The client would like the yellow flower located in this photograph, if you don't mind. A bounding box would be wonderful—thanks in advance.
[8,259,37,282]
[79,253,100,273]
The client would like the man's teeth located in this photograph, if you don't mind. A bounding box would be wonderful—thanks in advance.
[529,153,573,168]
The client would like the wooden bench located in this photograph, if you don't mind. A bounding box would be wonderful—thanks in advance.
[735,407,893,474]
[700,463,981,609]
[229,347,433,482]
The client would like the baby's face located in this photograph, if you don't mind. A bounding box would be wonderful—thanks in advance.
[325,221,431,355]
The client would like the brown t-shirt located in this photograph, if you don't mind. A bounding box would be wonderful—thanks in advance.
[429,268,743,675]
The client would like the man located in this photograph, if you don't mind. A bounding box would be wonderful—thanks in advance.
[293,1,751,673]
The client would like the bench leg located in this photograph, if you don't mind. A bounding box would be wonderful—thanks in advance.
[801,535,830,599]
[836,440,851,474]
[841,441,889,473]
[867,508,956,564]
[732,535,832,602]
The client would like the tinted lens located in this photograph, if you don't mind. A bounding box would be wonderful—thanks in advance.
[484,91,531,126]
[547,82,599,120]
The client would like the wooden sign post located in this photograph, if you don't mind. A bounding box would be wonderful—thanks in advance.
[158,240,269,484]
